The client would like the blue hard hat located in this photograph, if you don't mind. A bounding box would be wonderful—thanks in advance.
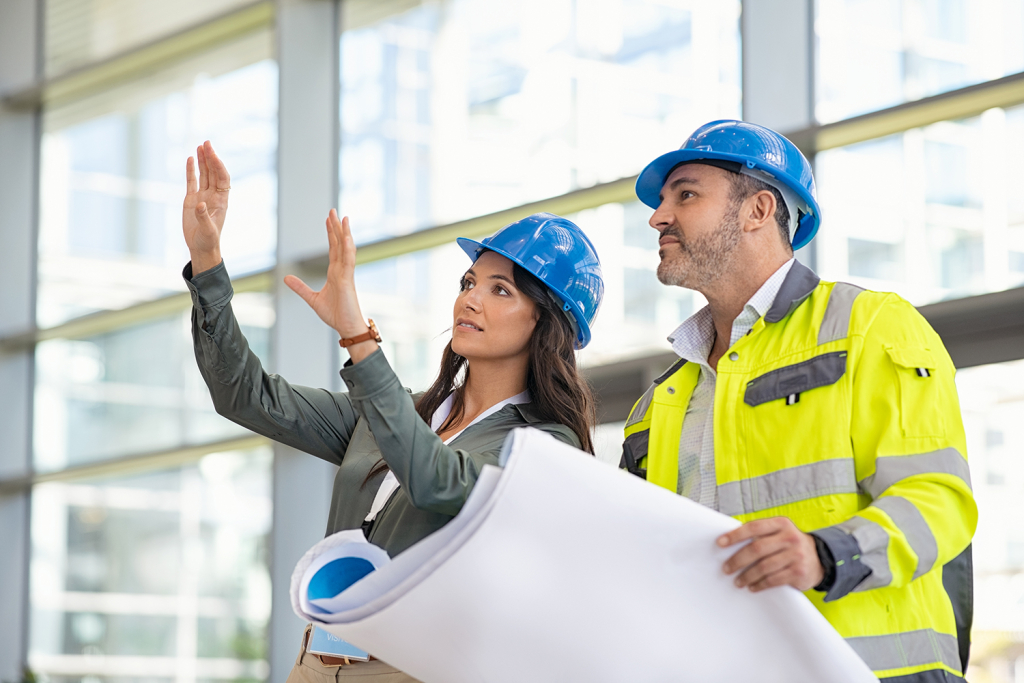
[457,213,604,349]
[635,120,821,250]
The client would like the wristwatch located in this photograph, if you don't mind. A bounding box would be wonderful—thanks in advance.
[339,319,382,348]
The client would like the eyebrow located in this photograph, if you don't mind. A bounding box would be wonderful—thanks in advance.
[659,176,702,202]
[489,274,516,287]
[668,176,702,191]
[464,269,517,289]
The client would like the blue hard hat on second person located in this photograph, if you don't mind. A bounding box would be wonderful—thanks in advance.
[457,213,604,349]
[635,120,822,250]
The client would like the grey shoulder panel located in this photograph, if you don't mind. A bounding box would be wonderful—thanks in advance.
[818,282,865,345]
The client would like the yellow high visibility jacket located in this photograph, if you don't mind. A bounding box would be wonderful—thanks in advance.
[621,262,977,681]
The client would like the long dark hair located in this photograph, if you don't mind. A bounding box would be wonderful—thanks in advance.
[363,258,597,484]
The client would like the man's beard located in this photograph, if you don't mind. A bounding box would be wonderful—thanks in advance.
[656,206,743,291]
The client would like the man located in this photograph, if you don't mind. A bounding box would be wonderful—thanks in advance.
[620,120,976,682]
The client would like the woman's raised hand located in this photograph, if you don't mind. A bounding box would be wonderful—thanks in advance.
[285,210,375,356]
[183,140,231,274]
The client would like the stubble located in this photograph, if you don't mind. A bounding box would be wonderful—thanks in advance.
[656,205,743,292]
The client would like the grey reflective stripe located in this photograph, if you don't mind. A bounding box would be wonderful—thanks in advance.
[836,516,893,590]
[845,629,961,674]
[717,458,858,516]
[625,384,656,429]
[621,429,650,473]
[744,352,847,407]
[817,282,865,345]
[873,495,939,579]
[859,447,972,498]
[654,358,687,384]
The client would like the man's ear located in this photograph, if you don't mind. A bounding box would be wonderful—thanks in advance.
[742,190,777,234]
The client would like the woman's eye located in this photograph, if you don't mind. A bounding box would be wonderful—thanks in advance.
[495,285,509,296]
[460,278,474,291]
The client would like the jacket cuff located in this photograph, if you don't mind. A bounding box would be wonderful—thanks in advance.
[339,347,400,399]
[810,526,873,602]
[182,260,232,309]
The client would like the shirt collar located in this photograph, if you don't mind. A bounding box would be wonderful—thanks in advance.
[667,258,796,366]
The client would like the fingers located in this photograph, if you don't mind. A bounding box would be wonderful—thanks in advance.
[186,157,198,195]
[719,518,823,592]
[722,534,788,575]
[717,517,785,548]
[326,210,357,267]
[197,144,210,191]
[204,140,231,191]
[283,274,316,305]
[734,548,792,588]
[326,211,340,254]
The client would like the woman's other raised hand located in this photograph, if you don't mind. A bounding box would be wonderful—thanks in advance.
[183,140,231,274]
[284,210,378,362]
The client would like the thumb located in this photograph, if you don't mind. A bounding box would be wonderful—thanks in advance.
[283,274,317,306]
[194,202,218,230]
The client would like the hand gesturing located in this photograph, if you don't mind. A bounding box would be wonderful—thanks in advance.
[183,140,231,274]
[285,210,376,359]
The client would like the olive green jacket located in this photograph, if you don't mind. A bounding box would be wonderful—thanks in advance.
[184,261,581,556]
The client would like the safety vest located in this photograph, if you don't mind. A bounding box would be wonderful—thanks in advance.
[622,262,977,681]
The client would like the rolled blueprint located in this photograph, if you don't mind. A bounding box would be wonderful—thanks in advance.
[291,427,876,683]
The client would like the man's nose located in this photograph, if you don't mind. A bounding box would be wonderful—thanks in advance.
[649,199,675,231]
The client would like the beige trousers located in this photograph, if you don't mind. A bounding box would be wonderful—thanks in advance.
[284,626,423,682]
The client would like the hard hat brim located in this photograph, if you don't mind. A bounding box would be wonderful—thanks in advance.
[635,148,821,250]
[456,237,593,349]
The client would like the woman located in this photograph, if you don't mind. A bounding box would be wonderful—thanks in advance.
[181,141,604,682]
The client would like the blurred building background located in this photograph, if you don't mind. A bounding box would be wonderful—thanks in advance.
[0,0,1022,681]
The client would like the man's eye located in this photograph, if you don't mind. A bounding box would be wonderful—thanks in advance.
[680,190,694,200]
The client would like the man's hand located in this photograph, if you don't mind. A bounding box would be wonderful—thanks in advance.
[183,140,231,274]
[717,517,824,592]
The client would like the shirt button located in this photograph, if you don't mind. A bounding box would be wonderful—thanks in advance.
[729,352,739,361]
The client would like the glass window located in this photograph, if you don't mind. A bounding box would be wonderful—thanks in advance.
[339,0,741,243]
[814,106,1024,305]
[28,447,273,682]
[33,293,273,473]
[44,0,261,77]
[956,359,1024,682]
[38,33,278,327]
[816,0,1024,123]
[346,201,696,393]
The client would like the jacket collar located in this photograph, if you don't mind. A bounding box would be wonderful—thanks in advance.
[764,260,820,323]
[512,402,544,424]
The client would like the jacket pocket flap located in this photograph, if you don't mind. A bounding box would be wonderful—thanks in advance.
[885,346,938,370]
[744,352,847,407]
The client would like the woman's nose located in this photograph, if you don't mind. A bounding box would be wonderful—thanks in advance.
[462,290,482,311]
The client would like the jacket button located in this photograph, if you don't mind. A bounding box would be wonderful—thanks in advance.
[729,352,739,361]
[666,386,675,394]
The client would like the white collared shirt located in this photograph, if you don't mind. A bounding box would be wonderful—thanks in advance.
[363,389,531,522]
[667,259,795,510]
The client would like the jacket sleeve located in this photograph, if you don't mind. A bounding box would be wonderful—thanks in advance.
[185,261,359,465]
[339,347,581,516]
[812,294,977,601]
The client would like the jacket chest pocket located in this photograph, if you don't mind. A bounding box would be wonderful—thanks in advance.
[740,352,851,467]
[884,346,946,438]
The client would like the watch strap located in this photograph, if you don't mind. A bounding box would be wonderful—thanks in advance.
[339,319,381,348]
